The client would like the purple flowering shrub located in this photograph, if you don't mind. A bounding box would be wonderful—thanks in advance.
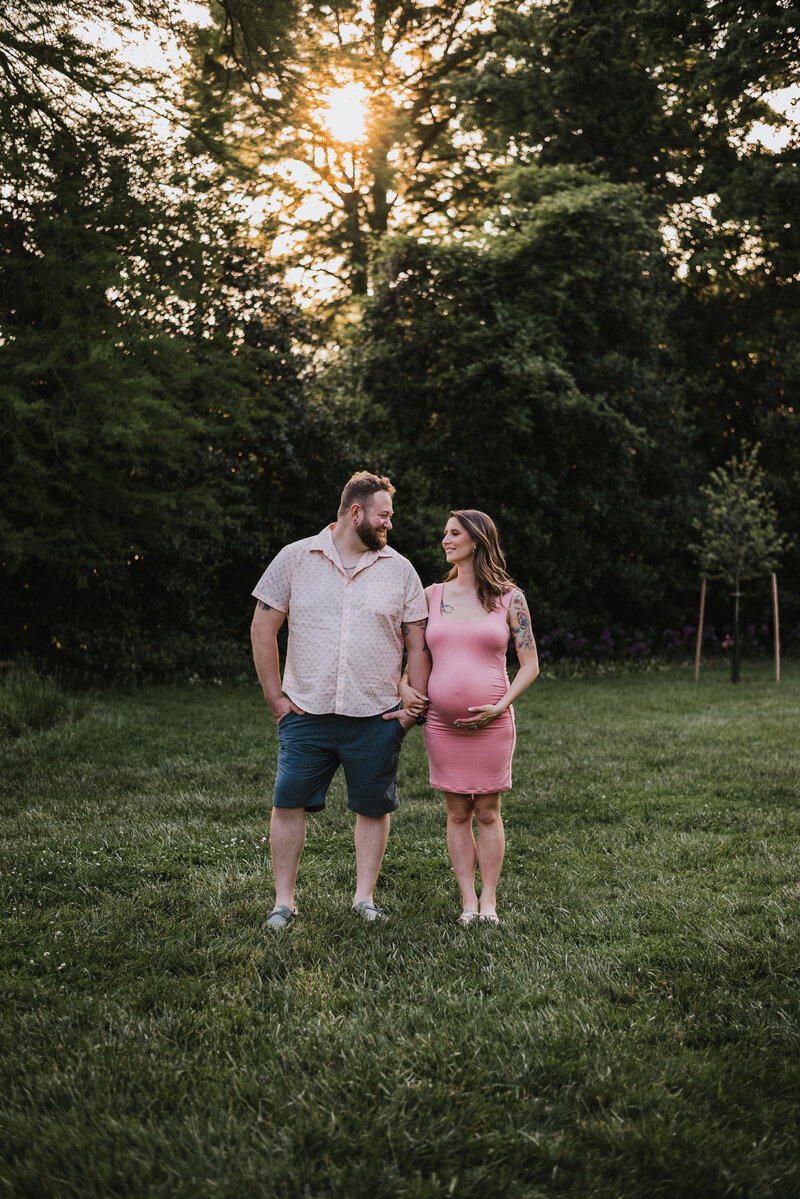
[533,623,800,667]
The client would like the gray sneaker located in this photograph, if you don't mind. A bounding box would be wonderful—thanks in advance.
[267,904,297,929]
[352,900,386,922]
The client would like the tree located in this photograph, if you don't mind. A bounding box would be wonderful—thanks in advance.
[466,0,800,616]
[672,151,800,619]
[691,442,788,682]
[0,97,353,676]
[182,1,512,299]
[1,118,206,578]
[0,0,365,678]
[351,168,699,630]
[468,0,799,202]
[0,0,184,131]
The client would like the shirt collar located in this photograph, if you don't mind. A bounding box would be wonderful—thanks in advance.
[310,524,392,569]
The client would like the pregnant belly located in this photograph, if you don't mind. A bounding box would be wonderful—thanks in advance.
[428,667,508,726]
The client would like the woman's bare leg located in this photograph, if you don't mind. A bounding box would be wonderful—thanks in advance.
[444,792,479,913]
[473,792,504,917]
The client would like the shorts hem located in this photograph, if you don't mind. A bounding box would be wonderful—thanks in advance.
[272,797,326,812]
[346,796,400,818]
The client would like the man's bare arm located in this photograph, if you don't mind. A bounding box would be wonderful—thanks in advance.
[401,618,432,699]
[250,601,300,723]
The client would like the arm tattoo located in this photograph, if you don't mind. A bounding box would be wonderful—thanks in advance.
[257,601,272,611]
[401,618,428,636]
[402,618,431,655]
[510,590,535,652]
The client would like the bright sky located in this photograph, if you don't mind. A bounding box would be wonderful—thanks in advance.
[747,87,800,150]
[123,1,211,71]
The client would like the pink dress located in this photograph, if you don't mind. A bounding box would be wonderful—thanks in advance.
[423,583,516,794]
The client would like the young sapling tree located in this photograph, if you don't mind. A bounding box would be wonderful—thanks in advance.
[691,443,788,683]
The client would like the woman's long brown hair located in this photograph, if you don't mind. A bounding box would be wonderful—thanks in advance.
[444,509,517,612]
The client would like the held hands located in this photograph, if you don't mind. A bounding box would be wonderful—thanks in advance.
[382,676,428,731]
[453,703,504,731]
[399,676,428,717]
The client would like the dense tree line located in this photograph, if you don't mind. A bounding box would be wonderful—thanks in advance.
[354,170,699,629]
[2,1,798,677]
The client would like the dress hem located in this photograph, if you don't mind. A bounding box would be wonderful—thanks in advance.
[429,780,511,795]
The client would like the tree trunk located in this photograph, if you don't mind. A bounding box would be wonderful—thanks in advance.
[368,138,392,235]
[342,190,369,296]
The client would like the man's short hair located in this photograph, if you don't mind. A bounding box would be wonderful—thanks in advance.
[338,471,395,517]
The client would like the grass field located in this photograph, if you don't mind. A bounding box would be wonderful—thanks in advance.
[2,663,799,1198]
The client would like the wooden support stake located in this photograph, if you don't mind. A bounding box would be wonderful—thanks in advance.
[772,572,780,684]
[694,577,706,683]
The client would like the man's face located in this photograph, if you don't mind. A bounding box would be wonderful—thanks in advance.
[355,490,393,551]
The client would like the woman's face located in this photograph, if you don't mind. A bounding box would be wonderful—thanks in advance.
[442,519,476,565]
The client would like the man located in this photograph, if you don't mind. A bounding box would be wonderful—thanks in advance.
[251,471,431,927]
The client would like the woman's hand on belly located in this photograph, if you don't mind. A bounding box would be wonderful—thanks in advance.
[453,702,506,730]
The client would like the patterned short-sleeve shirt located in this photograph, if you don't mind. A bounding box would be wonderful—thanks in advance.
[252,525,428,717]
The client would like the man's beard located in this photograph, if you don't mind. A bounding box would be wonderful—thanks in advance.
[357,520,387,552]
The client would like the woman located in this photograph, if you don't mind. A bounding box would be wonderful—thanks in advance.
[402,510,539,925]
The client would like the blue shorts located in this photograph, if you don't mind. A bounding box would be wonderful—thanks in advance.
[274,710,408,817]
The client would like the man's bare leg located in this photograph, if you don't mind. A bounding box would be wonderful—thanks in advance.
[353,813,391,907]
[270,806,306,911]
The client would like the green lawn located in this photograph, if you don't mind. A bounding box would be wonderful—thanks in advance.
[2,663,799,1198]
